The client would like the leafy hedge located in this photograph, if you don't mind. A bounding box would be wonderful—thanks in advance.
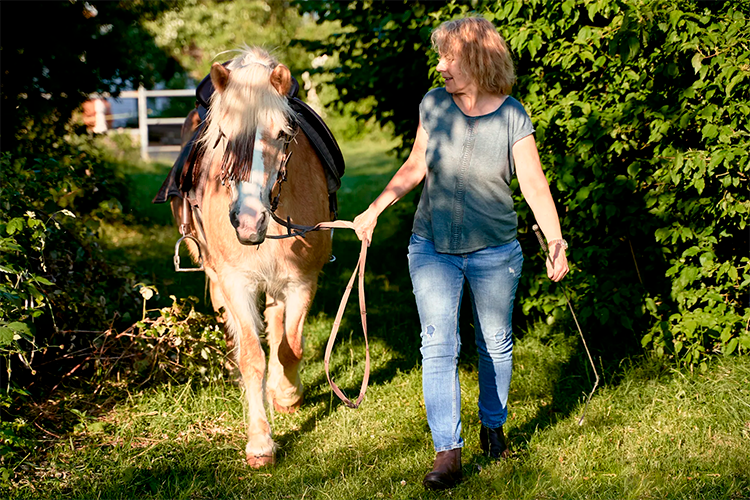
[492,0,750,367]
[0,137,142,471]
[298,0,749,366]
[0,139,140,383]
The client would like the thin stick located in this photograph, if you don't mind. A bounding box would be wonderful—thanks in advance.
[532,224,600,426]
[628,239,643,285]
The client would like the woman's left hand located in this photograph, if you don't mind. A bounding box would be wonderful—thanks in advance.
[546,242,569,282]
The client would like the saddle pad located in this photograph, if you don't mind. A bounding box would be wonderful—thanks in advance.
[289,97,344,195]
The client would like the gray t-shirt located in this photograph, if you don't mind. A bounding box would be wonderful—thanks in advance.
[412,87,535,254]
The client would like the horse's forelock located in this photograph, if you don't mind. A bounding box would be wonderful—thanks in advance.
[200,48,294,183]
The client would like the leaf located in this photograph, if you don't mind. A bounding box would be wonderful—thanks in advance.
[6,218,24,235]
[691,52,702,74]
[626,36,640,61]
[597,308,610,325]
[0,265,16,274]
[0,327,14,347]
[33,276,54,286]
[701,123,718,140]
[682,246,700,258]
[728,266,738,281]
[575,186,591,203]
[674,340,683,354]
[724,337,738,355]
[6,322,31,336]
[725,73,745,97]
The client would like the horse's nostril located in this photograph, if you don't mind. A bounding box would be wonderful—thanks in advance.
[230,210,240,229]
[258,211,267,227]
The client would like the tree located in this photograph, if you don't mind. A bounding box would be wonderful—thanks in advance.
[293,1,448,155]
[143,0,313,80]
[0,0,181,152]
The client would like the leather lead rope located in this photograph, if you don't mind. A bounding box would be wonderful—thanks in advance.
[321,223,370,409]
[265,216,371,408]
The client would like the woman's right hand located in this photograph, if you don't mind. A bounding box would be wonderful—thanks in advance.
[352,206,379,247]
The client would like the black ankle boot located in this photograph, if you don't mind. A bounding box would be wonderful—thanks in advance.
[480,425,509,459]
[423,448,462,490]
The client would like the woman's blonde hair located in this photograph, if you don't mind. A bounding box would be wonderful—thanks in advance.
[431,17,516,95]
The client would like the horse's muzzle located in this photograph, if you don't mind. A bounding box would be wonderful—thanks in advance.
[230,209,268,245]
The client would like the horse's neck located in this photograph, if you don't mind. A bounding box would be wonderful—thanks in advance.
[281,135,329,222]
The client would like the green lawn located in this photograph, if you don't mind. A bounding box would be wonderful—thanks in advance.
[9,137,750,499]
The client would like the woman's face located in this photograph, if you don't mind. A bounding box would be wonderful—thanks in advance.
[436,53,473,95]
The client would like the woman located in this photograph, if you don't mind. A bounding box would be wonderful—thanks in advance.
[353,17,569,490]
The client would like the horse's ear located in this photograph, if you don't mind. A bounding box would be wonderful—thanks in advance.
[210,63,230,94]
[270,64,292,97]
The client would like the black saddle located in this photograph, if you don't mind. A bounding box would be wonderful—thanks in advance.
[153,68,345,218]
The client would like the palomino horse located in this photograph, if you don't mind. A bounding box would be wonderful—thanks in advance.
[172,47,331,467]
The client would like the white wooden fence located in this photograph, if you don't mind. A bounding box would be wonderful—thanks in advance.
[108,86,195,160]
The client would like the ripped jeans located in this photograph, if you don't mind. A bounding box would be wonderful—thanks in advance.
[408,233,523,452]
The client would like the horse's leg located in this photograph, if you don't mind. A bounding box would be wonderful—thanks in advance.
[208,278,239,376]
[265,282,315,413]
[264,293,301,413]
[217,276,275,467]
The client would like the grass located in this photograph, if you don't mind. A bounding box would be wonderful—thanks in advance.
[9,135,750,499]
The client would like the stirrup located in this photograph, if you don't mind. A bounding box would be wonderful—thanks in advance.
[174,194,205,272]
[173,234,204,272]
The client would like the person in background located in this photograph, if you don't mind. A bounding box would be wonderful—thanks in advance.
[352,17,569,490]
[82,97,112,134]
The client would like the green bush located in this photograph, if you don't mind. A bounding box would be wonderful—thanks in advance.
[0,140,130,473]
[111,289,229,385]
[485,0,750,367]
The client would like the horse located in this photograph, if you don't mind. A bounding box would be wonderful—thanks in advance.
[170,47,332,467]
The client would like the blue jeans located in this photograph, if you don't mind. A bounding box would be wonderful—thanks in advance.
[408,233,523,452]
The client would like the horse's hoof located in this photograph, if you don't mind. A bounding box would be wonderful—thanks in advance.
[246,454,275,468]
[273,395,303,414]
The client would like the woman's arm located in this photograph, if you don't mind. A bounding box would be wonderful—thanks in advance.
[513,134,569,282]
[352,122,429,245]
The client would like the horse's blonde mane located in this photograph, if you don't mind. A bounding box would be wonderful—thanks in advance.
[200,46,294,180]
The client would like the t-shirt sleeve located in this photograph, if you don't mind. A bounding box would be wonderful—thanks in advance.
[510,101,535,146]
[419,90,437,135]
[508,100,535,175]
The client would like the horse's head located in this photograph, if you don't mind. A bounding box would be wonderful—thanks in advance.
[201,48,294,245]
